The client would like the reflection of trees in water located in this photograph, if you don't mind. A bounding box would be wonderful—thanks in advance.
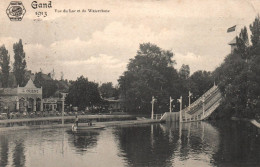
[113,124,177,167]
[0,135,9,167]
[114,122,220,166]
[161,121,220,162]
[0,134,26,167]
[211,121,260,166]
[66,131,100,154]
[13,139,26,167]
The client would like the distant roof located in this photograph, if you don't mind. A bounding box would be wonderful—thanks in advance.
[24,78,37,88]
[228,37,237,45]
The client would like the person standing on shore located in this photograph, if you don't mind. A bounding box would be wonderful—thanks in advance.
[75,115,79,127]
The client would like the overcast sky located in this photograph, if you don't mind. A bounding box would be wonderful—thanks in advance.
[0,0,259,85]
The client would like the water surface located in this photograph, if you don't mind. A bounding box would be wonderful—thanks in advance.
[0,121,259,167]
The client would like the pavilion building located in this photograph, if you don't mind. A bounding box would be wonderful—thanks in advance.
[0,79,43,112]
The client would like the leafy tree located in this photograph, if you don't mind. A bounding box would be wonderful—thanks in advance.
[249,15,260,47]
[189,70,214,98]
[235,27,249,60]
[0,45,10,87]
[250,15,260,56]
[212,16,260,119]
[34,72,58,98]
[66,76,101,110]
[179,64,190,80]
[13,39,27,86]
[99,82,119,99]
[118,43,181,114]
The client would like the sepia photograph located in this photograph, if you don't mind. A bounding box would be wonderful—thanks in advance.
[0,0,260,166]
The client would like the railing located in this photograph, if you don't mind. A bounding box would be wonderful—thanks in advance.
[159,112,167,121]
[187,90,221,115]
[182,85,218,114]
[153,114,163,120]
[181,85,222,122]
[201,96,222,120]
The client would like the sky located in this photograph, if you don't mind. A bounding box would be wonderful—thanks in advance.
[0,0,259,85]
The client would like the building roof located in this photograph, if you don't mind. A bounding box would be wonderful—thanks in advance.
[228,37,237,45]
[24,78,37,88]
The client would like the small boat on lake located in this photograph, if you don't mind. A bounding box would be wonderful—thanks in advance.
[72,124,105,132]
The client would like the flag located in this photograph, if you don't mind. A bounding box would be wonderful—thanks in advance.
[227,25,236,33]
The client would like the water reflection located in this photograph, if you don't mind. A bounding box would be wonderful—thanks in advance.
[0,133,27,167]
[0,121,259,167]
[66,130,100,154]
[13,139,26,167]
[211,121,260,166]
[114,122,221,167]
[114,124,176,166]
[0,135,9,167]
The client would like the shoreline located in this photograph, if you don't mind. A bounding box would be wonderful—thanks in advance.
[0,114,135,124]
[231,117,260,129]
[0,119,162,131]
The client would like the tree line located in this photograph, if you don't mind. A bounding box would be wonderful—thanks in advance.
[212,16,260,119]
[0,39,27,88]
[0,39,117,111]
[118,15,260,119]
[2,16,259,119]
[118,43,213,114]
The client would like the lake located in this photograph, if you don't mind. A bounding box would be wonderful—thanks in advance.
[0,121,260,167]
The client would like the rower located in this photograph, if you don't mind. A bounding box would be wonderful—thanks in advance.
[75,115,79,127]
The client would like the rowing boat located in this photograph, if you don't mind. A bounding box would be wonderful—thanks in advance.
[72,124,105,132]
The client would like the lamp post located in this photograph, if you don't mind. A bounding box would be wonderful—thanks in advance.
[178,96,182,122]
[170,96,174,113]
[151,96,156,119]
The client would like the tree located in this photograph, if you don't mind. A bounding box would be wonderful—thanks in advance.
[13,39,27,86]
[34,72,58,98]
[189,70,213,98]
[235,27,249,60]
[0,45,10,87]
[118,43,181,114]
[249,15,260,47]
[211,16,260,119]
[99,82,118,99]
[179,64,190,80]
[250,15,260,56]
[66,76,101,110]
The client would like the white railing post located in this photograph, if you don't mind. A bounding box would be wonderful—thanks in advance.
[202,96,205,116]
[61,95,65,125]
[178,96,182,122]
[151,96,156,119]
[170,96,174,113]
[188,91,192,110]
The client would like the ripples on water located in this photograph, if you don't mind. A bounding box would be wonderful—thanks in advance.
[0,121,259,167]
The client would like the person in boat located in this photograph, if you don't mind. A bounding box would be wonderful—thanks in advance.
[87,120,92,126]
[75,115,79,127]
